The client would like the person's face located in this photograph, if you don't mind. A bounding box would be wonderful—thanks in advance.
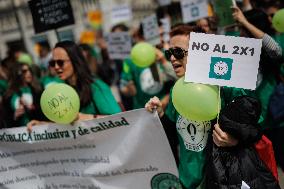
[197,19,210,33]
[21,64,32,84]
[39,47,49,58]
[51,47,74,82]
[168,35,189,78]
[266,6,278,24]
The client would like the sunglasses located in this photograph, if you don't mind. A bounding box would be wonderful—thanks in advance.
[21,69,30,74]
[49,59,69,68]
[165,47,188,61]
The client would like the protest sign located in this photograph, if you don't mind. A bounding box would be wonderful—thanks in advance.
[142,14,160,45]
[212,0,235,27]
[160,18,171,43]
[185,32,262,90]
[181,0,208,23]
[106,32,132,60]
[157,0,171,6]
[0,109,180,189]
[28,0,75,33]
[111,4,132,25]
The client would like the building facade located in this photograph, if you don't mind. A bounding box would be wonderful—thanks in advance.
[0,0,158,61]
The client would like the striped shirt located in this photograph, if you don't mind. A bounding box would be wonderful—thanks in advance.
[262,33,283,58]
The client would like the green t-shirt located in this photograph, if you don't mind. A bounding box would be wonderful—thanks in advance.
[40,75,63,89]
[165,86,248,189]
[80,79,121,115]
[273,33,284,56]
[120,59,169,109]
[10,87,34,126]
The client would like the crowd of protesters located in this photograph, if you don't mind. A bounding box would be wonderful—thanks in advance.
[0,0,284,188]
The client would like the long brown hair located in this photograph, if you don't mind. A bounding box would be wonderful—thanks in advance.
[54,41,94,108]
[5,63,42,98]
[170,24,205,37]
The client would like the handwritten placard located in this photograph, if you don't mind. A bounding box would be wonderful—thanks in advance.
[142,14,160,45]
[111,4,132,25]
[106,32,132,60]
[28,0,75,33]
[160,17,171,43]
[157,0,171,6]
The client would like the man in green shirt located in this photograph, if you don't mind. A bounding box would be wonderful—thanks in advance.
[120,58,171,109]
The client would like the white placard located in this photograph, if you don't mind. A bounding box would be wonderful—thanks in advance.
[0,109,180,189]
[142,14,160,45]
[241,181,250,189]
[157,0,171,6]
[185,32,262,90]
[111,4,132,25]
[160,17,171,43]
[181,0,208,23]
[106,32,132,60]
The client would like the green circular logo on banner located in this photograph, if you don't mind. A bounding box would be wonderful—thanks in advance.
[151,173,182,189]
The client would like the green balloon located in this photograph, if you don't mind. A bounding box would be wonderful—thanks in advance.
[130,42,156,68]
[18,53,33,65]
[40,83,80,124]
[272,9,284,33]
[172,77,220,121]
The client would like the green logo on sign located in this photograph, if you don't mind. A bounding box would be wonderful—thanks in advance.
[209,56,233,80]
[151,173,182,189]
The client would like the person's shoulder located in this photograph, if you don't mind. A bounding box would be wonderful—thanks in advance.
[91,78,110,89]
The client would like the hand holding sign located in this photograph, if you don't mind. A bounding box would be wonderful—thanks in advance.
[231,6,248,25]
[40,84,80,124]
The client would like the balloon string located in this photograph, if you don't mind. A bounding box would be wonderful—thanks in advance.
[216,86,221,125]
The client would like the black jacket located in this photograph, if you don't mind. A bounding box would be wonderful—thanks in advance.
[205,96,280,189]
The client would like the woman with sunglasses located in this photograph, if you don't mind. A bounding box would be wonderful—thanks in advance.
[4,63,44,128]
[28,41,121,128]
[40,65,64,89]
[145,24,255,189]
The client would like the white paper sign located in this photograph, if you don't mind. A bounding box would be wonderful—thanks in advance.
[241,181,250,189]
[106,32,132,60]
[111,4,132,25]
[160,17,171,43]
[142,14,160,45]
[157,0,171,6]
[181,0,208,23]
[185,32,262,90]
[0,109,180,189]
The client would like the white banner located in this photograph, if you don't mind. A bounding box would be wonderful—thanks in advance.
[0,109,180,189]
[181,0,208,23]
[185,32,262,90]
[106,32,132,60]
